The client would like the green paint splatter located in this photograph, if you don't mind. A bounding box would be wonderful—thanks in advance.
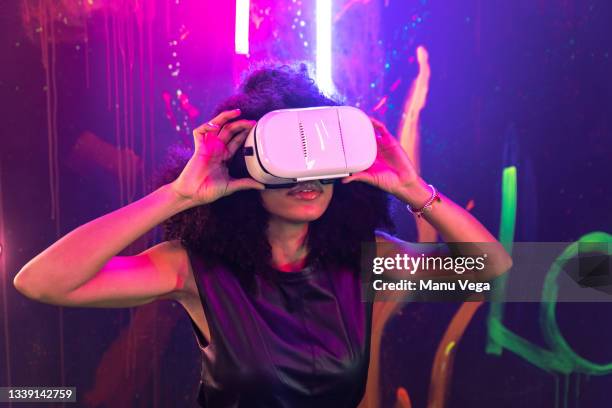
[540,232,612,375]
[486,165,517,355]
[484,166,612,408]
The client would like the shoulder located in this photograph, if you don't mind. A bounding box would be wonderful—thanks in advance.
[374,230,402,246]
[374,230,447,257]
[143,239,188,267]
[141,239,192,301]
[374,230,414,257]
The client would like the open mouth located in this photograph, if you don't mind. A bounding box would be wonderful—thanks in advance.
[287,181,324,200]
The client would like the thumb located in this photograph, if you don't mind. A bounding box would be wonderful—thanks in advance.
[342,172,374,185]
[226,177,265,194]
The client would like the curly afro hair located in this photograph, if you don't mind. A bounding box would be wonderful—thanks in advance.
[159,62,393,292]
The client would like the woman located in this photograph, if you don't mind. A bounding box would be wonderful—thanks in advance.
[14,64,512,407]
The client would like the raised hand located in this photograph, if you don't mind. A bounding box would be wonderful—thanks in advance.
[342,117,421,198]
[171,109,264,207]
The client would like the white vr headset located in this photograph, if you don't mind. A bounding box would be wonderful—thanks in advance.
[243,106,376,187]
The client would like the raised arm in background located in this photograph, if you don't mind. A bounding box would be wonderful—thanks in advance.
[13,109,262,307]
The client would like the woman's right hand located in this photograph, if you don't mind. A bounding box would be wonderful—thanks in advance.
[170,109,264,207]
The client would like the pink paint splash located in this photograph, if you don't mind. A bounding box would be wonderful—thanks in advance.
[162,91,179,131]
[372,95,388,114]
[390,78,402,92]
[177,91,200,122]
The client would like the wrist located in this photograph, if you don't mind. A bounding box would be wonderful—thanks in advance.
[161,183,197,214]
[394,177,432,208]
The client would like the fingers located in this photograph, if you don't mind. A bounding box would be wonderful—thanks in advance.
[341,171,375,185]
[369,116,401,151]
[225,130,249,158]
[217,120,256,145]
[226,177,265,195]
[192,109,242,150]
[208,108,242,127]
[192,122,219,151]
[369,117,394,139]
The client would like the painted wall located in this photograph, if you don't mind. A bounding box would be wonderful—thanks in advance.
[1,1,610,406]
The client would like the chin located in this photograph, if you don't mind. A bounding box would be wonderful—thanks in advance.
[281,205,328,223]
[260,182,333,223]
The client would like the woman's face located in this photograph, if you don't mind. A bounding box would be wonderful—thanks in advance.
[259,180,333,223]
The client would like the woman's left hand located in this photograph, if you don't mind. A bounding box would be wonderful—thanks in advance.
[341,117,428,205]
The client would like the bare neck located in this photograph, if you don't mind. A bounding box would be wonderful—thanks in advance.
[267,216,310,272]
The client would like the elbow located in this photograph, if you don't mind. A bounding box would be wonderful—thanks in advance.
[13,270,32,299]
[13,267,47,301]
[490,251,513,280]
[499,254,513,276]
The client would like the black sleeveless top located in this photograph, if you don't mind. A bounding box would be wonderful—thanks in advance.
[184,248,374,408]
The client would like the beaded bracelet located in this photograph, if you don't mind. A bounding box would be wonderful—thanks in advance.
[406,184,441,218]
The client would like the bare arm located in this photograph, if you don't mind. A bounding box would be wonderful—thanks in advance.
[344,117,512,281]
[13,109,263,307]
[393,178,513,280]
[13,185,192,306]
